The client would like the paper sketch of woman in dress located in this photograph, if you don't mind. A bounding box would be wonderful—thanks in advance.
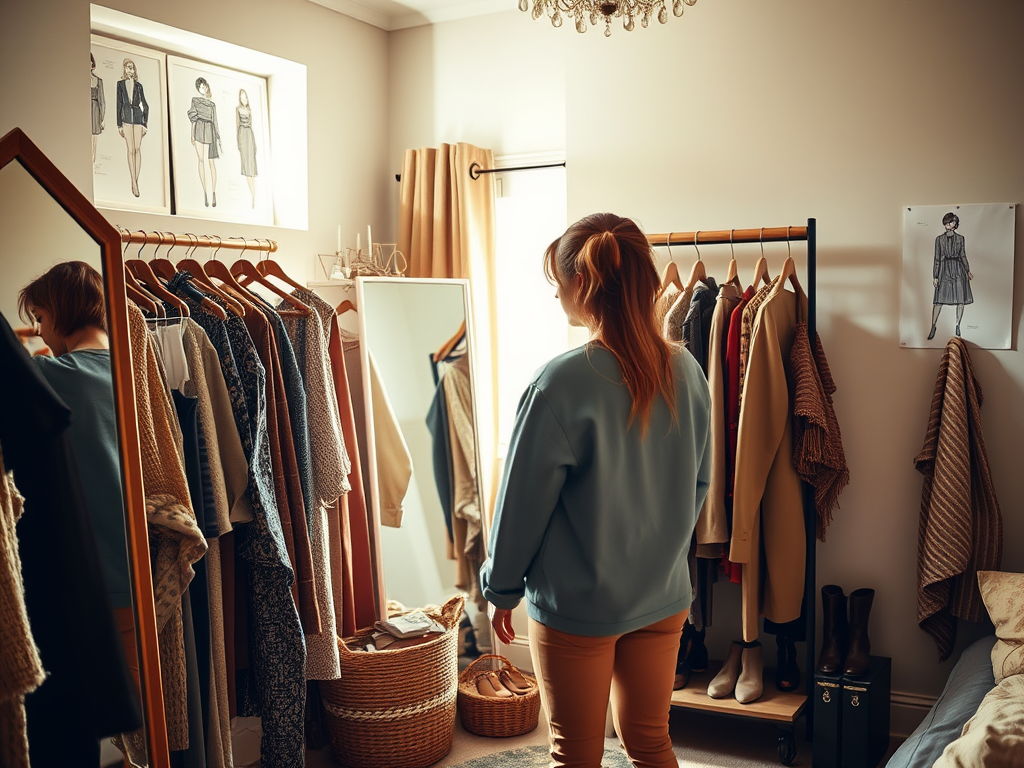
[236,89,258,208]
[90,53,105,165]
[928,212,973,340]
[187,77,222,208]
[116,59,148,197]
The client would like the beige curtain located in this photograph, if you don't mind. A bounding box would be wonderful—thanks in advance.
[397,142,500,526]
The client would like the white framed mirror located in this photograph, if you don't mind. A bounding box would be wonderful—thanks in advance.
[353,276,494,659]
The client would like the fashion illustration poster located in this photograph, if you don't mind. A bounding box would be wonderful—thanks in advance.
[168,56,273,224]
[90,36,170,214]
[900,203,1015,349]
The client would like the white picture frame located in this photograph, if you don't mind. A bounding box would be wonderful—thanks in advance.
[167,55,273,225]
[90,35,171,214]
[900,202,1016,349]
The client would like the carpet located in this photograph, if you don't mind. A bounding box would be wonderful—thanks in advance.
[449,745,631,768]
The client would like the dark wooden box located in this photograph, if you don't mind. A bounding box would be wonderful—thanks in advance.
[841,656,891,768]
[812,669,844,768]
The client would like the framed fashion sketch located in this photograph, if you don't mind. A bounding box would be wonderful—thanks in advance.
[900,202,1016,349]
[90,35,170,214]
[167,55,273,225]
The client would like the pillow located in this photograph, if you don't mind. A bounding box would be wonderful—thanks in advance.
[931,673,1024,768]
[977,571,1024,683]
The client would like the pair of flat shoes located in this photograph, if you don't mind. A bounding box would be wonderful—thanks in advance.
[475,669,533,698]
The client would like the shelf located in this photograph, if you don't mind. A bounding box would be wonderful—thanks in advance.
[670,660,807,724]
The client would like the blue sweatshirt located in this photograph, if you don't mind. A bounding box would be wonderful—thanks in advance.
[479,343,712,637]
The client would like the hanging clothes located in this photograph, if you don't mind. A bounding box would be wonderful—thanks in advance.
[128,301,208,751]
[915,337,1002,661]
[0,445,44,768]
[169,277,307,768]
[426,375,456,551]
[0,311,141,768]
[729,281,808,643]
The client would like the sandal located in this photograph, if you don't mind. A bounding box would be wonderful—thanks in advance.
[476,671,513,698]
[499,668,533,695]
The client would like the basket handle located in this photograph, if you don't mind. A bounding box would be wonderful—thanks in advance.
[458,653,522,683]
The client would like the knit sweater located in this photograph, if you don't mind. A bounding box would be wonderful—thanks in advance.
[480,344,711,636]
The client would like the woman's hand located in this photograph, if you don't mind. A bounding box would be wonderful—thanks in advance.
[142,126,147,137]
[487,603,515,645]
[118,127,124,138]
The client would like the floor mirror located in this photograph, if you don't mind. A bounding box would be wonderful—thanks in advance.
[354,276,495,657]
[0,127,168,767]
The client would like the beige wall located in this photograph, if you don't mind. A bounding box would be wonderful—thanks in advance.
[0,0,392,282]
[390,1,1024,710]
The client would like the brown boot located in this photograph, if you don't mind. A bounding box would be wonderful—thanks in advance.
[816,585,847,674]
[844,588,874,677]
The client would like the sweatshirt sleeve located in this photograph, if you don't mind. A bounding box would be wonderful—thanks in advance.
[479,383,577,610]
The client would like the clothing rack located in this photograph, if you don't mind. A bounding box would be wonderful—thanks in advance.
[118,229,279,254]
[648,219,817,761]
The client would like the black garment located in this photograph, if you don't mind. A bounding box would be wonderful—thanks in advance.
[0,311,141,767]
[426,377,455,542]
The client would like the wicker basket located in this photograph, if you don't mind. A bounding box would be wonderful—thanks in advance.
[321,595,464,768]
[457,654,541,738]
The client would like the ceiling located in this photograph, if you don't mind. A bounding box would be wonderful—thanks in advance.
[309,0,511,32]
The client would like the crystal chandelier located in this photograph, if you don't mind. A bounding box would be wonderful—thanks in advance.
[519,0,696,36]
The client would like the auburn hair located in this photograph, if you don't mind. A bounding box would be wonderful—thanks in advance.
[545,213,677,437]
[18,261,107,337]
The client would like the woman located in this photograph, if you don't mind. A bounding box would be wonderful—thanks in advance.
[928,211,973,340]
[90,53,105,165]
[236,88,258,208]
[115,58,148,198]
[480,213,712,768]
[188,77,222,208]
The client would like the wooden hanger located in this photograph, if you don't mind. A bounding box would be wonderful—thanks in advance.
[125,232,190,316]
[683,231,707,291]
[177,235,247,317]
[726,229,739,285]
[125,272,161,316]
[150,231,179,281]
[433,320,466,362]
[204,238,262,312]
[769,228,802,297]
[751,228,772,289]
[256,247,306,293]
[229,240,312,316]
[655,233,684,301]
[336,299,357,315]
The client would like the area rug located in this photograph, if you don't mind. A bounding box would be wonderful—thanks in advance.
[449,744,631,768]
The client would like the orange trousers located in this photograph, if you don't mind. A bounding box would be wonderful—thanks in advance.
[528,610,686,768]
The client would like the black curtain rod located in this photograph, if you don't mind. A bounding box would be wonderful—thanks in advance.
[394,160,566,182]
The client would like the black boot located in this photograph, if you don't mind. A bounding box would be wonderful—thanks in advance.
[673,621,696,690]
[844,588,874,677]
[776,635,800,692]
[816,585,847,674]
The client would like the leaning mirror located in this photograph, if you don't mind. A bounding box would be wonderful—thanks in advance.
[355,276,494,659]
[0,128,167,768]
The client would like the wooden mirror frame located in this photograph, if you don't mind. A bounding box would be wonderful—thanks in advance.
[0,127,169,767]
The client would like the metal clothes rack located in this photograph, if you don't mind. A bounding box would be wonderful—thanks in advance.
[118,229,279,254]
[646,219,817,765]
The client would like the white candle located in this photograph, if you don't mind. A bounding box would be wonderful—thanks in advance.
[336,225,341,254]
[367,225,373,255]
[356,233,361,253]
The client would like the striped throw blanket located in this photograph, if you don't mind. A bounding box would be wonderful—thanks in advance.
[915,337,1002,661]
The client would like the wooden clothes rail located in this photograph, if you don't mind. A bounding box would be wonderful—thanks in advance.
[651,219,817,763]
[118,229,279,254]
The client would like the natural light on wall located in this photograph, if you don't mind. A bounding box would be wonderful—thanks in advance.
[493,160,569,458]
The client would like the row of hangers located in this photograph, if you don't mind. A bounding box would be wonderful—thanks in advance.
[118,228,314,322]
[656,227,801,301]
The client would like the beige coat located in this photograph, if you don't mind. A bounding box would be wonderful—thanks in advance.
[729,279,807,642]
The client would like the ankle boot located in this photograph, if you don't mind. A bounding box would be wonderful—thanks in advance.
[673,622,696,690]
[844,588,874,677]
[817,585,847,674]
[707,641,743,699]
[736,642,763,704]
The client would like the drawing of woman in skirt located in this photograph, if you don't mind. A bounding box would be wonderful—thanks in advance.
[90,53,105,165]
[187,77,222,208]
[236,89,258,208]
[928,211,973,339]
